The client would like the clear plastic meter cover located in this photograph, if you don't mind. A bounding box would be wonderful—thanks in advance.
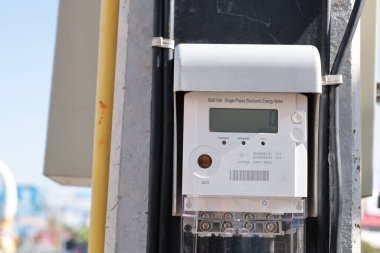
[181,210,305,253]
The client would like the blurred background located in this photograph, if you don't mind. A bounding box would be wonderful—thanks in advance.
[0,0,380,253]
[362,102,380,253]
[0,1,90,252]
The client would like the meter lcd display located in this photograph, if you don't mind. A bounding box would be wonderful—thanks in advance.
[209,108,278,133]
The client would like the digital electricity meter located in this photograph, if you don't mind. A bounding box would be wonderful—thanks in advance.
[183,92,307,201]
[173,44,322,253]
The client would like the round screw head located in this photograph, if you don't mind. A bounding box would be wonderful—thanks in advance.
[222,222,232,230]
[244,222,255,231]
[223,212,233,219]
[244,213,255,220]
[200,221,211,231]
[265,222,277,232]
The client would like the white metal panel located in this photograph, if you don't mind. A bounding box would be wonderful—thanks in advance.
[360,0,377,197]
[44,0,101,186]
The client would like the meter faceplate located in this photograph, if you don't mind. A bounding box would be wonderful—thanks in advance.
[182,92,307,208]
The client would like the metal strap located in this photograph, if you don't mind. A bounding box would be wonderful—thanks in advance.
[322,75,343,86]
[152,37,175,49]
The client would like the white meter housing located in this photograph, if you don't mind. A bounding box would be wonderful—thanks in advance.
[173,44,321,252]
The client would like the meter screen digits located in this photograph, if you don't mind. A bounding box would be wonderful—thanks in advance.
[209,108,278,133]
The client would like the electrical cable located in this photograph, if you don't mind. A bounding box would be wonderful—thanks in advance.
[330,0,366,75]
[147,0,164,251]
[158,0,178,252]
[317,0,331,252]
[328,0,365,252]
[148,0,178,252]
[321,0,331,75]
[328,80,341,253]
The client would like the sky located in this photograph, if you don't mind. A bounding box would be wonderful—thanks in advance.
[0,2,379,194]
[0,0,90,197]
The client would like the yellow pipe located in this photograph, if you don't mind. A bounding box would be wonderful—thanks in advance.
[88,0,119,252]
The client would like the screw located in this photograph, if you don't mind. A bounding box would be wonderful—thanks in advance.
[265,222,277,232]
[223,212,233,219]
[244,222,255,231]
[244,213,255,220]
[266,214,275,220]
[222,222,232,230]
[200,212,211,218]
[200,221,211,231]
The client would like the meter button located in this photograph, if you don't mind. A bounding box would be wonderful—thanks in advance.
[291,112,304,124]
[198,154,212,169]
[291,128,305,143]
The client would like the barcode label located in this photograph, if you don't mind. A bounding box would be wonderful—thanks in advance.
[229,170,269,181]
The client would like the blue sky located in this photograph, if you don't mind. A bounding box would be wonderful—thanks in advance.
[0,0,91,198]
[0,1,59,187]
[0,2,379,191]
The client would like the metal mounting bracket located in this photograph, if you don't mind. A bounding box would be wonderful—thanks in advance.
[322,75,343,86]
[152,37,175,49]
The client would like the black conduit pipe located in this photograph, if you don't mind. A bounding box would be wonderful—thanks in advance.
[328,78,341,253]
[158,0,177,252]
[330,0,366,75]
[147,0,164,251]
[318,0,331,252]
[148,0,178,252]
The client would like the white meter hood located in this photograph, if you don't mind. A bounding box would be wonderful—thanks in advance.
[174,44,322,94]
